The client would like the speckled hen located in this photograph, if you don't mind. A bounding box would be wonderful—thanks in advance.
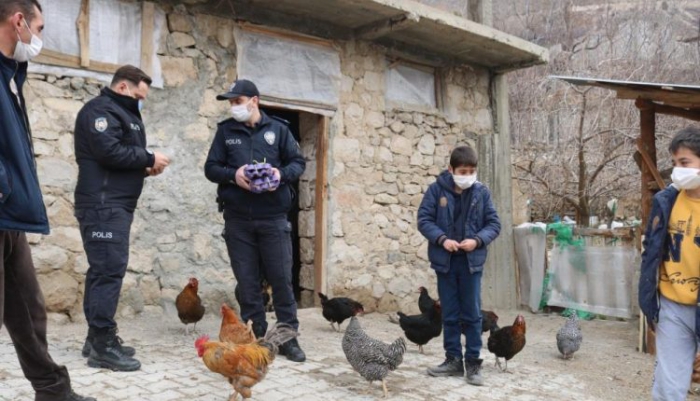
[342,316,406,398]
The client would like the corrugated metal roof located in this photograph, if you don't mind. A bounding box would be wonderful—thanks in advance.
[550,75,700,109]
[551,75,700,92]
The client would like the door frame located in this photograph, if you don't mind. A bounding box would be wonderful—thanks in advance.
[260,101,330,303]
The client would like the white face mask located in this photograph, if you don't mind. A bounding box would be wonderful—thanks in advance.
[453,173,477,189]
[13,18,43,62]
[672,167,700,190]
[231,100,253,122]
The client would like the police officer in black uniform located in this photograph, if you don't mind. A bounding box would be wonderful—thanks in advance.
[205,79,306,362]
[73,65,170,371]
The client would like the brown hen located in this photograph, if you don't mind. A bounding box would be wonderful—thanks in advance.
[219,303,256,344]
[175,277,205,335]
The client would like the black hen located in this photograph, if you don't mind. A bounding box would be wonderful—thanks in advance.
[481,310,499,333]
[235,279,273,312]
[398,300,442,354]
[418,286,436,314]
[460,309,499,336]
[318,292,364,331]
[487,315,526,372]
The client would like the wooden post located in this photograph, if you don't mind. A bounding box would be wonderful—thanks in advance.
[76,0,90,68]
[637,99,656,354]
[313,116,329,305]
[141,2,156,76]
[479,73,517,309]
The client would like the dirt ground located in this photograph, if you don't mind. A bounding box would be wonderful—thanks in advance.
[2,307,698,401]
[382,309,661,401]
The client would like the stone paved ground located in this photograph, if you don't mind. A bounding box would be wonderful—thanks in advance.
[0,308,671,401]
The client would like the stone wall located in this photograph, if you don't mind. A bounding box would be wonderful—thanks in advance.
[326,40,492,313]
[26,3,496,321]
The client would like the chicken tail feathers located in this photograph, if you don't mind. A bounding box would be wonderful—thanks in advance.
[259,323,298,353]
[387,337,407,369]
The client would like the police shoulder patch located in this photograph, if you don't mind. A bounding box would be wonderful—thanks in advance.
[95,117,108,132]
[264,131,276,145]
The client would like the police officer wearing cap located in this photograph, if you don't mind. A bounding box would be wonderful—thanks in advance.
[73,65,170,372]
[205,79,306,362]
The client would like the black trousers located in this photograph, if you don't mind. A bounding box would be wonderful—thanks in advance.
[0,231,71,401]
[75,207,133,330]
[223,215,298,333]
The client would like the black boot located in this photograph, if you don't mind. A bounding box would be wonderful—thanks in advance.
[465,358,484,386]
[87,329,141,372]
[62,390,97,401]
[82,327,135,358]
[426,355,464,377]
[278,338,306,362]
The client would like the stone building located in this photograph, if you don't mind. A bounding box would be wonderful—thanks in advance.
[25,0,547,322]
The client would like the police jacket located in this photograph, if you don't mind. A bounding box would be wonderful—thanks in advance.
[417,170,501,274]
[73,88,155,212]
[204,112,305,220]
[0,52,49,234]
[638,185,700,335]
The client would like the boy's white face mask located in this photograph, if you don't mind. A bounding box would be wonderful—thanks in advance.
[453,173,477,189]
[672,167,700,190]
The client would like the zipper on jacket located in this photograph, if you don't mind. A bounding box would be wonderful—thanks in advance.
[248,132,254,216]
[9,65,35,162]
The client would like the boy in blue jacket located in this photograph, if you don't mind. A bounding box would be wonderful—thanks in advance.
[417,145,501,386]
[639,127,700,400]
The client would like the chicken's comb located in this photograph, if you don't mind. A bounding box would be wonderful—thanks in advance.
[194,335,210,348]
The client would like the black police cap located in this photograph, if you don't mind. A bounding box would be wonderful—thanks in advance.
[216,79,260,101]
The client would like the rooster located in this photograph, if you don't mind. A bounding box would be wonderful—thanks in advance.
[219,303,256,344]
[397,300,442,354]
[556,312,582,359]
[342,316,406,398]
[176,277,205,335]
[318,292,364,331]
[417,286,436,314]
[487,314,526,372]
[195,323,297,400]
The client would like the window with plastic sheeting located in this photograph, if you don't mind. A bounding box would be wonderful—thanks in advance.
[235,28,341,110]
[385,63,437,112]
[32,0,164,87]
